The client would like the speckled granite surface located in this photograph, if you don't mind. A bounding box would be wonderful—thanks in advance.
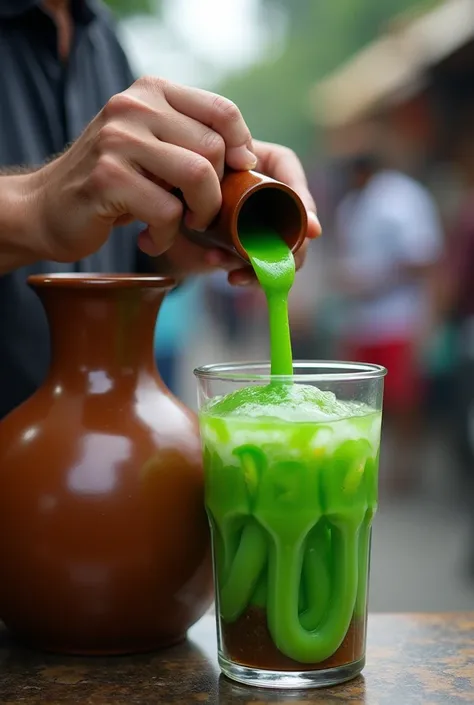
[0,613,472,704]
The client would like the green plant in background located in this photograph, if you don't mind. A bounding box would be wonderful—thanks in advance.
[103,0,158,17]
[219,0,441,159]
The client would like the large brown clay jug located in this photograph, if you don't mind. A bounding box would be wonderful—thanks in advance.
[0,274,213,655]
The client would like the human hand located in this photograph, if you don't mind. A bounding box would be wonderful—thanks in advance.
[230,140,321,285]
[25,77,258,263]
[159,139,322,284]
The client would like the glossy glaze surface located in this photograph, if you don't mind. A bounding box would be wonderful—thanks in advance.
[0,274,213,655]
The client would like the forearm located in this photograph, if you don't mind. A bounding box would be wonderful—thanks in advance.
[0,173,45,275]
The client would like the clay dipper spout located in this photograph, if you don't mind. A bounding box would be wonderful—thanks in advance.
[179,169,308,261]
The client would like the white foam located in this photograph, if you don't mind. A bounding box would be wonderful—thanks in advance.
[204,384,374,424]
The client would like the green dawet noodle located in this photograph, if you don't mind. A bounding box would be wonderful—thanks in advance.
[201,228,381,665]
[203,413,380,664]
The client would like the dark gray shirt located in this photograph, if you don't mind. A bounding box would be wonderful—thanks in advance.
[0,0,151,418]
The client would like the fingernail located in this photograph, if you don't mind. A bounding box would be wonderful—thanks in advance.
[245,149,258,169]
[308,211,322,237]
[184,212,206,232]
[233,146,258,170]
[137,228,160,256]
[236,277,252,286]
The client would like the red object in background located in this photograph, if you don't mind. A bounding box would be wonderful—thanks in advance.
[343,339,422,412]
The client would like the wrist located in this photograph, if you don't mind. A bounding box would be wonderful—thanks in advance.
[0,172,48,272]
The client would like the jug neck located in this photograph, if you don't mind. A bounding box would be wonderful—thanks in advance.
[31,277,173,390]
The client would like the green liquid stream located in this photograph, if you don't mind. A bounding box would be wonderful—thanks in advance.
[239,229,294,376]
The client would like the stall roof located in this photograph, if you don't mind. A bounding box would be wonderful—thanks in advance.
[312,0,474,127]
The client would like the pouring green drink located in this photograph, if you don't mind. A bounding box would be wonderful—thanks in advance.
[195,229,385,689]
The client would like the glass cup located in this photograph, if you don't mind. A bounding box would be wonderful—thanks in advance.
[194,361,385,689]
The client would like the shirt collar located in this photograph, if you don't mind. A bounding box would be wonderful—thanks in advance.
[0,0,95,23]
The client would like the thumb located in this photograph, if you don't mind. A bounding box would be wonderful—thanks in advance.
[137,226,174,257]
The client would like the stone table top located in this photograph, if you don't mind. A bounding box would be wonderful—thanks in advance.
[0,613,473,704]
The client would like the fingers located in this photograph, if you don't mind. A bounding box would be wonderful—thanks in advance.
[228,266,257,287]
[101,88,227,183]
[96,124,222,231]
[293,238,308,271]
[157,235,307,286]
[227,239,309,288]
[254,140,314,210]
[162,82,257,171]
[307,211,321,240]
[102,83,231,181]
[91,156,183,255]
[253,140,322,238]
[203,248,244,272]
[153,236,245,277]
[151,110,226,181]
[199,247,257,285]
[96,83,319,269]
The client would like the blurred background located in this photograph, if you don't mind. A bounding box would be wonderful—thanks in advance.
[107,0,474,612]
